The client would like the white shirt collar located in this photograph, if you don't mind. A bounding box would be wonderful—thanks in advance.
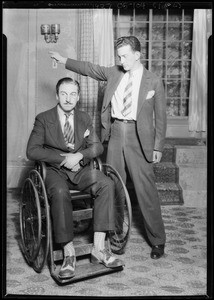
[130,63,144,78]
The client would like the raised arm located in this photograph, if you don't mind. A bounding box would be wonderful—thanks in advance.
[49,51,111,82]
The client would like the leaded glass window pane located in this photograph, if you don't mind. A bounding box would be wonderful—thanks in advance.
[113,8,193,117]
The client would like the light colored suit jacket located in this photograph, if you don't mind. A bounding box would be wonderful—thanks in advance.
[26,105,103,183]
[65,59,167,162]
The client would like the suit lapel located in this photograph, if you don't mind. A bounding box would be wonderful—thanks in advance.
[46,106,68,151]
[137,68,151,117]
[73,109,85,151]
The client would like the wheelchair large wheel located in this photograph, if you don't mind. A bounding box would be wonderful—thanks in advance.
[29,169,50,273]
[19,178,41,263]
[102,164,132,254]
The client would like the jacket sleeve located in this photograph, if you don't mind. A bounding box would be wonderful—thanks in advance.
[65,58,111,82]
[153,77,167,152]
[26,114,64,165]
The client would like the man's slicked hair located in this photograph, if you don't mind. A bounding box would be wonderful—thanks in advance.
[116,36,141,52]
[56,77,80,95]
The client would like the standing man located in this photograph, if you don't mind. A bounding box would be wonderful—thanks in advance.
[49,35,167,259]
[26,77,124,279]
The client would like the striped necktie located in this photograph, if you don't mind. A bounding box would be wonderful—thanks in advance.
[121,73,133,117]
[64,113,74,148]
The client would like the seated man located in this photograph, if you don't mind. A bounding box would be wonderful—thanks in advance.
[26,77,124,279]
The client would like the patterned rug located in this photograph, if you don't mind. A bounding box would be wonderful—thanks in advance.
[5,191,207,297]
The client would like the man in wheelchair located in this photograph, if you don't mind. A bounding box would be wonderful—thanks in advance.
[26,77,124,279]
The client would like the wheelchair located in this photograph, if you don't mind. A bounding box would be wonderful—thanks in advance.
[19,158,132,284]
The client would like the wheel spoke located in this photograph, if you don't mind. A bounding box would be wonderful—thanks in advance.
[102,164,132,254]
[19,178,41,262]
[29,169,50,272]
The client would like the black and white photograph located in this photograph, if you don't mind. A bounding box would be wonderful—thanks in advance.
[2,1,213,298]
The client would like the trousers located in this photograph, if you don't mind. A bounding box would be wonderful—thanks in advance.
[45,166,115,244]
[107,119,166,246]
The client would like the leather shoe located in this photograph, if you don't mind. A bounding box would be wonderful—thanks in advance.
[58,256,76,279]
[91,247,125,268]
[150,244,165,259]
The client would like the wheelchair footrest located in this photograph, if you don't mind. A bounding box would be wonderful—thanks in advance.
[50,259,123,285]
[53,243,93,261]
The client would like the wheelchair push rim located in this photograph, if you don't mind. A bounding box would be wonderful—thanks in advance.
[28,169,50,273]
[19,178,42,262]
[102,163,132,254]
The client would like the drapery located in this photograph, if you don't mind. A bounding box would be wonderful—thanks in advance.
[93,9,115,67]
[77,9,114,136]
[188,9,212,134]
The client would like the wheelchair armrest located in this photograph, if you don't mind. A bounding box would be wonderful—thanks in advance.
[34,161,47,181]
[34,157,102,181]
[90,157,103,172]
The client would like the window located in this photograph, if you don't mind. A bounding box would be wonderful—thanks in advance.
[113,8,194,117]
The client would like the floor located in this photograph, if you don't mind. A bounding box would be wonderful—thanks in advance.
[5,190,208,297]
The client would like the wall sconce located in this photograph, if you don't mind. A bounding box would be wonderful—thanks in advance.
[41,24,60,43]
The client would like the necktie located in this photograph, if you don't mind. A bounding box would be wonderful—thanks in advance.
[64,113,74,148]
[121,73,133,117]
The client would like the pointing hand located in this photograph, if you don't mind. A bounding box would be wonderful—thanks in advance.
[49,51,67,64]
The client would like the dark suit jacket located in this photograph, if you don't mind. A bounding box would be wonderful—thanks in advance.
[26,105,104,183]
[65,59,167,162]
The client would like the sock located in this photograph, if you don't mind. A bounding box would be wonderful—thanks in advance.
[63,241,75,257]
[94,232,106,251]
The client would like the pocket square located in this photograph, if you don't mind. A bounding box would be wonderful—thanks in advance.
[146,90,155,100]
[84,129,90,138]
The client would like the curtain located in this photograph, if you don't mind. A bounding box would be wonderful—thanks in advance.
[77,9,114,137]
[93,9,115,67]
[77,9,97,118]
[188,9,212,135]
[93,9,115,134]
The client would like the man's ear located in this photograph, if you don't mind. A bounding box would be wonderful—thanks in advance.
[135,51,141,61]
[76,95,80,108]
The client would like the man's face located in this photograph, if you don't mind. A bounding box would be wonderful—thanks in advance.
[57,82,79,113]
[117,44,140,72]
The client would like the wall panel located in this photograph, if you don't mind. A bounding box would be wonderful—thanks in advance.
[4,8,78,188]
